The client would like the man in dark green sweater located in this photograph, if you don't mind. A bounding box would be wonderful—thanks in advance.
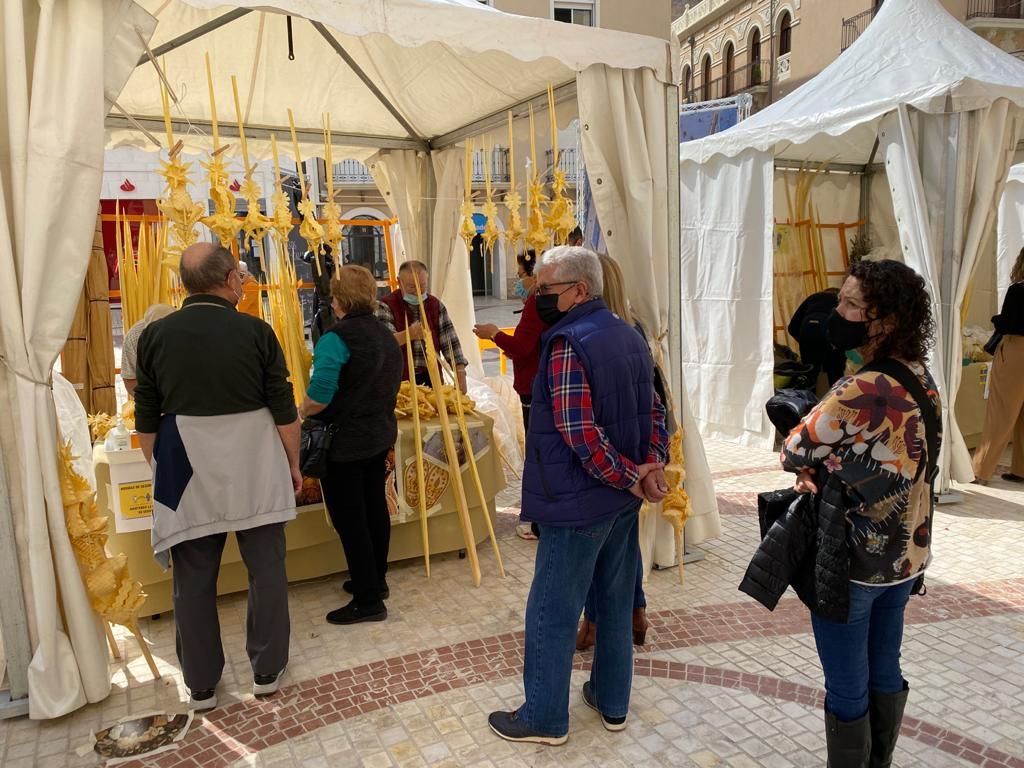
[135,242,301,711]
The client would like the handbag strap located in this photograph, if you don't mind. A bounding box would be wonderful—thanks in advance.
[862,359,940,485]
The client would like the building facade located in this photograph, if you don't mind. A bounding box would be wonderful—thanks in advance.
[674,0,1024,112]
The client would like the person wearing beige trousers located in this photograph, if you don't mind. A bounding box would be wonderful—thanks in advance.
[973,247,1024,484]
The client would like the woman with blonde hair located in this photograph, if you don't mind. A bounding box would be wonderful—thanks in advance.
[973,245,1024,483]
[575,254,662,650]
[299,265,403,624]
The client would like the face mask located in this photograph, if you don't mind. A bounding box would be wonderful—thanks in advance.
[826,309,870,351]
[536,288,576,326]
[845,348,864,367]
[403,292,424,305]
[513,279,530,300]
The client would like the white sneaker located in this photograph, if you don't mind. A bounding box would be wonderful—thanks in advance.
[253,666,286,696]
[188,688,217,711]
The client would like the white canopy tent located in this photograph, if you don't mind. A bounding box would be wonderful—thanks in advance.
[679,0,1024,493]
[1,0,720,719]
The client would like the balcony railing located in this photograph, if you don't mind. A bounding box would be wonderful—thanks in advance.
[471,147,510,183]
[544,148,579,184]
[684,60,767,104]
[967,0,1024,19]
[332,158,374,184]
[841,4,881,51]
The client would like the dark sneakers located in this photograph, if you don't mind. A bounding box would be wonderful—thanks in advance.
[188,688,217,711]
[487,711,568,745]
[581,681,627,731]
[326,599,387,625]
[1001,473,1024,483]
[342,579,390,600]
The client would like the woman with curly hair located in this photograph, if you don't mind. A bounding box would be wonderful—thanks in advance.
[774,260,941,766]
[971,246,1024,484]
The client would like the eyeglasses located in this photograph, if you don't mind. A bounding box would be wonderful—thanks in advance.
[536,280,579,295]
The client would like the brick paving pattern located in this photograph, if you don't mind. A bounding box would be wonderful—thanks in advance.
[0,439,1021,767]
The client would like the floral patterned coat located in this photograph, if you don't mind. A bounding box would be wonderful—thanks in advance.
[781,365,941,585]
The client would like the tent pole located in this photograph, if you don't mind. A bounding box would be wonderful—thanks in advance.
[310,21,427,148]
[136,8,253,66]
[858,137,880,241]
[937,112,964,503]
[667,86,682,423]
[430,81,578,151]
[103,114,423,151]
[0,431,32,719]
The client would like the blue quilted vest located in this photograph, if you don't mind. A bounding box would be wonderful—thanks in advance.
[521,299,654,527]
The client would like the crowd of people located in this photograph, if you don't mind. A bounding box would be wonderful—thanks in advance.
[128,236,955,767]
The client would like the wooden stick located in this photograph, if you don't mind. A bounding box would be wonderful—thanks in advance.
[104,622,121,660]
[410,272,481,586]
[445,336,505,578]
[404,326,431,578]
[205,52,219,150]
[127,620,161,680]
[230,76,251,179]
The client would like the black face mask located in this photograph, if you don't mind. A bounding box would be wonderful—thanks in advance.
[826,309,870,351]
[535,289,572,325]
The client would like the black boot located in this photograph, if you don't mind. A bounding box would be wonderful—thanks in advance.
[825,709,871,768]
[868,683,909,768]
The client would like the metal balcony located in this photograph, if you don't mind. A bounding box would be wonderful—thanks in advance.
[967,0,1024,19]
[841,4,882,52]
[684,60,768,104]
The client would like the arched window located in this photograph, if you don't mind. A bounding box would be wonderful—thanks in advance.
[723,42,735,96]
[750,28,762,85]
[342,214,387,280]
[682,65,692,101]
[779,11,792,56]
[701,55,712,101]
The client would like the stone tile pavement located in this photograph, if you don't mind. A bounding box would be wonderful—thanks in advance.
[1,439,1022,767]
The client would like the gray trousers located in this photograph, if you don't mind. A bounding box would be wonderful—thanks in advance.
[170,522,290,692]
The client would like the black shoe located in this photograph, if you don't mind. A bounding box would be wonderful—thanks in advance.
[868,683,909,768]
[1001,472,1024,483]
[326,599,387,625]
[824,709,871,767]
[581,681,627,731]
[342,579,390,600]
[487,710,568,745]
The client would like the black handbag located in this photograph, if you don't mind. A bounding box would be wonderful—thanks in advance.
[299,419,337,479]
[983,330,1003,356]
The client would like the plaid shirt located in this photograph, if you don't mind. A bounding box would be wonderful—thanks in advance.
[548,336,669,490]
[375,298,468,373]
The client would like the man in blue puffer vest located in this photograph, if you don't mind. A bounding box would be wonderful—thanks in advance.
[488,246,669,745]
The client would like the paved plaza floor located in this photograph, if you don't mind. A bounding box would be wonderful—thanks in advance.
[1,438,1022,768]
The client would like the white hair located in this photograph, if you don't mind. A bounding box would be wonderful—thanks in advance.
[142,303,175,324]
[539,246,603,296]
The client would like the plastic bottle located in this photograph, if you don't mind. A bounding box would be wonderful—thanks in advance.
[105,416,131,452]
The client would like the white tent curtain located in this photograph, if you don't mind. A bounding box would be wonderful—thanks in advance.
[0,0,152,718]
[881,102,1024,488]
[368,150,431,267]
[997,164,1024,304]
[429,147,483,376]
[680,150,776,450]
[578,64,719,555]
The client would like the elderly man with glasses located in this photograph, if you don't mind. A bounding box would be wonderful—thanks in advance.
[489,246,669,745]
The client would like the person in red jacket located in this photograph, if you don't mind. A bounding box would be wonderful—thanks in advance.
[474,250,549,430]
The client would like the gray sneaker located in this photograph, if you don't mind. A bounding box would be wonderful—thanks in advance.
[253,667,286,697]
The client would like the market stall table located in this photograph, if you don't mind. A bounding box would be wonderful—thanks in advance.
[93,412,505,617]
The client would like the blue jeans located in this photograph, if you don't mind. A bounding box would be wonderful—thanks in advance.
[810,580,916,722]
[583,548,646,622]
[518,503,641,735]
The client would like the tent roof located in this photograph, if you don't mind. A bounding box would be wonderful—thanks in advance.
[108,0,673,155]
[680,0,1024,166]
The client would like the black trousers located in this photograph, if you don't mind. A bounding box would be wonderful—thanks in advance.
[320,451,391,607]
[170,523,289,692]
[413,370,431,387]
[520,393,533,432]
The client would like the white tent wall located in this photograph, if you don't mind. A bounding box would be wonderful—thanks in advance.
[681,150,776,449]
[578,64,719,556]
[997,164,1024,305]
[0,0,152,718]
